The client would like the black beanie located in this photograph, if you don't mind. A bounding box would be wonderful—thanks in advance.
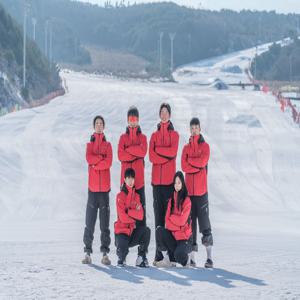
[127,106,139,119]
[159,103,171,116]
[190,117,200,127]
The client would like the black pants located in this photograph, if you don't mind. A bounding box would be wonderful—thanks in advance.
[191,193,213,251]
[153,184,173,261]
[156,226,191,266]
[115,226,151,261]
[136,186,146,227]
[83,190,111,254]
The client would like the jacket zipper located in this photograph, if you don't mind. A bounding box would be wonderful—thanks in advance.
[192,173,194,195]
[99,137,101,191]
[160,125,164,185]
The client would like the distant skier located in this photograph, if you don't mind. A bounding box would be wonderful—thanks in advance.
[149,103,179,266]
[156,171,192,267]
[82,116,112,265]
[114,168,151,267]
[181,117,213,268]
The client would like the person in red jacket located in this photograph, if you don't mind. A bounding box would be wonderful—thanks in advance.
[156,171,192,267]
[149,103,179,265]
[114,168,151,267]
[118,106,147,227]
[181,117,213,268]
[82,116,112,266]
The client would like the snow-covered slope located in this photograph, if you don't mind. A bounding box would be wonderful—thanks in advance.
[173,39,292,85]
[0,43,300,299]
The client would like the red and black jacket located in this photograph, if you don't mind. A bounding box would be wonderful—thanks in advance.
[86,133,112,192]
[149,121,179,186]
[181,134,210,196]
[118,126,147,190]
[114,184,144,236]
[165,192,192,241]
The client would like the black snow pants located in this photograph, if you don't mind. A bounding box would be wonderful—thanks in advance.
[190,193,213,251]
[152,184,173,261]
[83,190,111,254]
[115,226,151,261]
[156,226,191,266]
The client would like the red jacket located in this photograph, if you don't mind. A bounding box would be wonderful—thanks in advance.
[149,121,179,185]
[118,126,147,190]
[165,192,192,240]
[86,133,113,192]
[114,184,144,236]
[181,134,210,196]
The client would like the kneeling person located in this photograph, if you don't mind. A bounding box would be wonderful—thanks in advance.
[114,168,151,267]
[156,171,192,267]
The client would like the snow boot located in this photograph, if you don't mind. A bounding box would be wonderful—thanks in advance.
[82,254,92,264]
[101,253,111,266]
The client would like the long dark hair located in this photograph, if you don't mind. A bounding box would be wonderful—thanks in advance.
[93,115,105,128]
[171,171,188,213]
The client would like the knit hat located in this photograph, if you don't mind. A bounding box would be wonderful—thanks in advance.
[190,117,200,127]
[127,106,139,119]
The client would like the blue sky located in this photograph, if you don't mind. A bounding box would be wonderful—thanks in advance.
[79,0,300,14]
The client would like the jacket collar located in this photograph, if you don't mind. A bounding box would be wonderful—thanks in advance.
[91,132,106,142]
[157,121,174,131]
[189,134,205,145]
[126,126,141,135]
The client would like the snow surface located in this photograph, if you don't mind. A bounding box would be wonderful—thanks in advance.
[0,43,300,299]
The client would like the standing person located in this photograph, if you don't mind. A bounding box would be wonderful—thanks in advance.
[82,116,112,265]
[149,103,179,265]
[114,168,151,267]
[181,117,213,268]
[118,106,148,228]
[156,171,192,267]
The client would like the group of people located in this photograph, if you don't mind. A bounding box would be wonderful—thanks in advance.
[82,103,213,269]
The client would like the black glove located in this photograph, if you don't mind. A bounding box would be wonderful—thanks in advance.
[90,135,95,142]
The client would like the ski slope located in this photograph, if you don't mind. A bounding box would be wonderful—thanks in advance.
[173,39,292,85]
[0,45,300,299]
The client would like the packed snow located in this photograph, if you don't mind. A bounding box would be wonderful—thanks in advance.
[0,43,300,299]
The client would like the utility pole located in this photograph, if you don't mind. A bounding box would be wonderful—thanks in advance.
[32,17,37,41]
[45,20,49,58]
[169,33,176,72]
[289,55,293,82]
[188,33,191,59]
[258,15,262,43]
[254,46,258,80]
[49,20,53,67]
[23,0,29,88]
[157,38,160,67]
[159,32,164,75]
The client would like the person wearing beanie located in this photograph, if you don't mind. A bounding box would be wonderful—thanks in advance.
[181,117,214,268]
[114,168,151,267]
[149,102,179,266]
[82,115,112,266]
[118,106,148,229]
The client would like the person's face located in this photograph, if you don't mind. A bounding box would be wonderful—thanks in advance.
[128,116,139,128]
[160,107,170,123]
[94,118,104,134]
[190,124,201,136]
[125,176,135,188]
[174,176,182,192]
